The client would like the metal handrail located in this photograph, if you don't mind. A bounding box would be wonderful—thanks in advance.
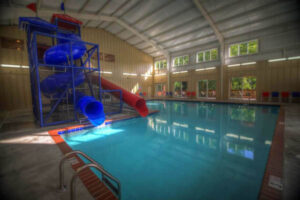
[71,163,121,200]
[58,150,121,199]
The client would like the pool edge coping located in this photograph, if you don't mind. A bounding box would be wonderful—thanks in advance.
[258,106,284,200]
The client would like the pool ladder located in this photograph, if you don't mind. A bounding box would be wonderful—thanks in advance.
[58,150,121,200]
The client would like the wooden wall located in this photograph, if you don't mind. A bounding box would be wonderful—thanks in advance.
[0,26,153,111]
[154,59,300,100]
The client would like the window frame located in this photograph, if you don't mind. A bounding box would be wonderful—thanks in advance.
[172,55,189,67]
[196,48,219,63]
[229,76,257,100]
[197,79,217,99]
[155,83,166,97]
[173,81,188,97]
[228,39,259,58]
[155,60,167,70]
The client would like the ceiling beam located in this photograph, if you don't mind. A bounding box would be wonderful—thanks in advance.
[193,0,223,44]
[100,0,131,29]
[115,18,168,56]
[78,0,91,13]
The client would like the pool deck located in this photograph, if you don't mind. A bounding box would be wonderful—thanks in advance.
[0,102,300,200]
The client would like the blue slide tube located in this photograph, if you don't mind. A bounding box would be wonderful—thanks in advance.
[40,33,105,126]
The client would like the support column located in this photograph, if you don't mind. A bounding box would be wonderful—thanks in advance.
[167,54,171,93]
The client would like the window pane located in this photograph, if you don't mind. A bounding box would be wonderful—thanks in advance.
[230,44,238,57]
[248,40,258,54]
[179,57,184,65]
[155,62,159,69]
[242,77,256,99]
[197,52,204,62]
[183,56,189,65]
[205,51,210,61]
[208,80,216,98]
[240,43,247,55]
[163,60,167,68]
[174,82,182,96]
[211,49,218,60]
[174,58,179,66]
[198,80,207,97]
[182,81,188,97]
[230,77,243,98]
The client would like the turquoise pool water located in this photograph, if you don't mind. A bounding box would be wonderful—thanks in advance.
[62,101,279,200]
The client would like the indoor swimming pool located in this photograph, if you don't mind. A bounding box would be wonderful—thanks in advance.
[62,101,279,200]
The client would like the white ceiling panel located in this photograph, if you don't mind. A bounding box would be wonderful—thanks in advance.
[127,36,143,45]
[134,0,192,31]
[135,42,151,50]
[144,8,201,37]
[65,0,87,11]
[121,0,170,24]
[167,35,217,52]
[223,10,299,38]
[153,19,208,42]
[106,22,123,34]
[117,30,133,40]
[83,0,110,13]
[161,28,214,47]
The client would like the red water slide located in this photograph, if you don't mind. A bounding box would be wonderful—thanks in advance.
[91,76,149,117]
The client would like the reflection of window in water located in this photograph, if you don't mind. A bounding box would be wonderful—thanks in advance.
[229,106,256,123]
[226,141,254,160]
[196,134,217,149]
[197,104,217,120]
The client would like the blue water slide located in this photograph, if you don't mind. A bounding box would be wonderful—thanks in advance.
[40,33,105,126]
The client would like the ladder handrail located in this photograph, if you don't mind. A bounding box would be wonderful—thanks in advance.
[58,150,121,199]
[71,163,121,200]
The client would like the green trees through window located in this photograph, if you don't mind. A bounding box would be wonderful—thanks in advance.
[230,77,256,99]
[198,80,216,98]
[174,81,188,97]
[229,40,258,57]
[173,55,189,67]
[155,83,166,96]
[155,60,167,70]
[197,48,218,63]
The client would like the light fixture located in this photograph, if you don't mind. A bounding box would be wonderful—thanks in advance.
[195,67,216,71]
[241,62,256,65]
[101,71,112,74]
[141,74,152,77]
[268,58,286,62]
[227,64,240,67]
[288,56,300,60]
[155,73,166,76]
[123,72,137,76]
[172,71,188,74]
[1,64,20,68]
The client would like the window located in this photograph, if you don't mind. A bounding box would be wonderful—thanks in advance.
[155,60,167,71]
[198,80,216,98]
[174,81,188,97]
[173,55,189,67]
[197,48,218,63]
[155,83,166,97]
[230,76,256,99]
[229,40,258,57]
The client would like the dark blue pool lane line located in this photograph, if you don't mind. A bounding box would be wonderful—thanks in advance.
[58,110,159,135]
